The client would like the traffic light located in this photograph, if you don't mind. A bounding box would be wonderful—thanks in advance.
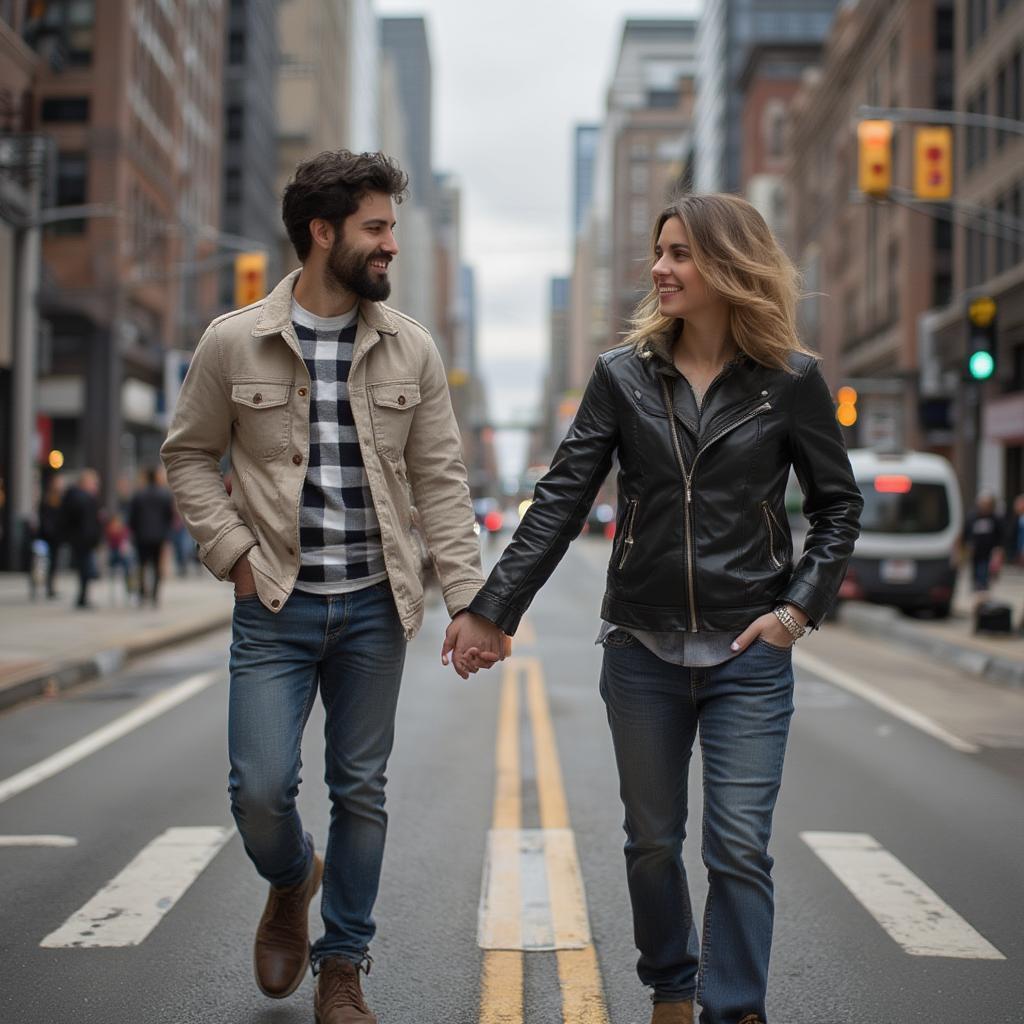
[967,296,997,381]
[836,385,858,427]
[857,120,893,198]
[235,251,268,307]
[914,127,953,200]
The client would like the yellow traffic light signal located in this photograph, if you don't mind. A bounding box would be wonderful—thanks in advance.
[836,385,858,427]
[914,127,953,200]
[235,251,268,307]
[857,120,893,197]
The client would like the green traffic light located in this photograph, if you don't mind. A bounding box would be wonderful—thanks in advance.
[969,350,995,380]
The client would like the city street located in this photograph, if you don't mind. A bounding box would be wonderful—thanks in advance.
[1,537,1022,1024]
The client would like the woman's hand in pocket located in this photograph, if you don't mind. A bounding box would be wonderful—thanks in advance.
[730,611,794,653]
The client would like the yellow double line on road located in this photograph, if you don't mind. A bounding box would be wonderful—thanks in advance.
[478,623,610,1024]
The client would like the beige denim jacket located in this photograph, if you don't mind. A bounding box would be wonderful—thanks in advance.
[161,270,484,638]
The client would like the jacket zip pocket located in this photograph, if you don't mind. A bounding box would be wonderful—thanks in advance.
[617,499,640,570]
[761,500,784,569]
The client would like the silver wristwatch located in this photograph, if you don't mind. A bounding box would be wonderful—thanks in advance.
[773,604,807,640]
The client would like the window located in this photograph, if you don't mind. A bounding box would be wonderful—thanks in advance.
[52,150,88,235]
[630,162,649,195]
[225,167,242,205]
[40,96,90,122]
[1011,49,1022,124]
[30,0,95,66]
[887,241,899,323]
[226,104,243,142]
[228,30,245,65]
[857,482,951,534]
[996,65,1008,150]
[630,198,648,238]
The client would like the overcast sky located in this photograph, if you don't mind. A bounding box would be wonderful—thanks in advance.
[376,0,703,478]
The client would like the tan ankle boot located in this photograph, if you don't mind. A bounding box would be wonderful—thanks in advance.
[651,1000,694,1024]
[253,853,323,998]
[315,957,377,1023]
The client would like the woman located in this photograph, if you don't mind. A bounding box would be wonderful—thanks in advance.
[462,195,862,1024]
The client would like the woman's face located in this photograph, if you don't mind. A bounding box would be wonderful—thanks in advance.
[652,216,723,320]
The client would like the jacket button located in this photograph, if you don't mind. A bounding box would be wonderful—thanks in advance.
[298,387,307,397]
[252,393,263,404]
[397,395,406,406]
[634,389,642,399]
[271,599,280,608]
[292,453,302,465]
[287,547,295,556]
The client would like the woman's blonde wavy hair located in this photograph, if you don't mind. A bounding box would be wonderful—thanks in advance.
[624,193,813,372]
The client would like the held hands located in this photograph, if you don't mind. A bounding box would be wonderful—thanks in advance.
[441,611,512,680]
[730,605,807,653]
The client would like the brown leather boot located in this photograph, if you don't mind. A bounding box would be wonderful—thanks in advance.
[651,1000,694,1024]
[253,853,323,998]
[314,957,377,1024]
[736,1016,766,1024]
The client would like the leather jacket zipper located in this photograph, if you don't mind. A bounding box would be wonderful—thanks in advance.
[617,499,639,570]
[761,500,783,569]
[661,377,772,631]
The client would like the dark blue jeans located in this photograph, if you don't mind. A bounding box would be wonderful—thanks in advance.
[228,582,406,968]
[599,633,795,1024]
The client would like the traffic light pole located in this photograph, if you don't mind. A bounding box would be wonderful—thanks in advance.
[857,105,1024,139]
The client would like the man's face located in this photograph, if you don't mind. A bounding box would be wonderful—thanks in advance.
[325,192,398,302]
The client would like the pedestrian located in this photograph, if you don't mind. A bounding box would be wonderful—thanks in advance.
[58,468,103,610]
[448,194,863,1024]
[959,491,1005,594]
[1004,492,1024,566]
[36,474,65,599]
[128,466,174,606]
[161,150,505,1023]
[104,511,134,603]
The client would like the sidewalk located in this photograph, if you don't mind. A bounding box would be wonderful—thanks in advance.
[0,569,233,712]
[837,564,1024,689]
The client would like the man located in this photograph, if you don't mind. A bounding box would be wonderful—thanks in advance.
[162,150,506,1023]
[128,466,174,606]
[959,491,1005,596]
[59,468,102,609]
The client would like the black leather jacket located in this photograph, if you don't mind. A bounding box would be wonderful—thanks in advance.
[468,344,863,636]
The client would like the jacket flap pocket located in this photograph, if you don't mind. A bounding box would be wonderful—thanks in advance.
[371,382,421,411]
[231,382,290,409]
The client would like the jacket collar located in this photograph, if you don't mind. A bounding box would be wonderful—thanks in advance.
[251,269,401,339]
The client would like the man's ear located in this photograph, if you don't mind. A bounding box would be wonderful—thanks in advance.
[308,217,336,253]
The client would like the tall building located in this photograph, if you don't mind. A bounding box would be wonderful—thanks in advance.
[573,124,600,239]
[544,276,571,452]
[694,0,840,193]
[927,0,1024,500]
[380,18,433,214]
[787,0,954,453]
[220,0,281,308]
[592,19,699,357]
[23,0,225,505]
[276,0,377,273]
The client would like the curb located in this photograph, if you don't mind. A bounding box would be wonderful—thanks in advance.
[0,611,233,714]
[837,602,1024,690]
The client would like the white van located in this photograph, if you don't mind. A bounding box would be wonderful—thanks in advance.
[837,448,964,618]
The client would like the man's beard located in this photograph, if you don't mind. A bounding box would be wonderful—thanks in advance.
[326,238,392,302]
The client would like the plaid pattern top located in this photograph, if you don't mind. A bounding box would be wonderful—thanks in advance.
[291,299,387,594]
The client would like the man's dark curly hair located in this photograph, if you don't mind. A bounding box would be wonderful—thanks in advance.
[281,150,409,262]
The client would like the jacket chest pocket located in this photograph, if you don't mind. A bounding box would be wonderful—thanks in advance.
[369,381,421,461]
[231,382,291,460]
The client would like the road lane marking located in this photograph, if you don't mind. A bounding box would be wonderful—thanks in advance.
[0,670,223,805]
[40,826,233,948]
[0,835,77,847]
[801,831,1005,959]
[793,648,980,754]
[478,657,609,1023]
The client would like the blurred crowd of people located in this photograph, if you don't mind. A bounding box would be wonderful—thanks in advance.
[25,465,200,610]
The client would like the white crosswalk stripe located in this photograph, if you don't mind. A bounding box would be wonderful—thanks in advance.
[40,826,233,949]
[801,831,1006,959]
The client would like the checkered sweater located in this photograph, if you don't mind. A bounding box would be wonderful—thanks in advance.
[291,301,387,593]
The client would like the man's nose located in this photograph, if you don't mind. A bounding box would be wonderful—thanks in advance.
[382,230,399,256]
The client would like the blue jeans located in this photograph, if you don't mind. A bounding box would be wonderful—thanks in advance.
[599,633,795,1024]
[228,582,407,968]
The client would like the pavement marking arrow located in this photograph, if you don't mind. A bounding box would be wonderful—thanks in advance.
[801,831,1006,959]
[40,826,234,948]
[0,670,223,805]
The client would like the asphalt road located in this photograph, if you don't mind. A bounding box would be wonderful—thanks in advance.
[1,536,1021,1023]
